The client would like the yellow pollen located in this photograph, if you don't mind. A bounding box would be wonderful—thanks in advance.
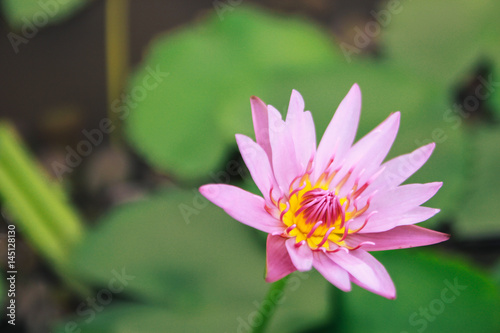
[278,173,369,251]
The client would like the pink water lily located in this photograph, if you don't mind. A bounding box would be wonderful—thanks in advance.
[200,84,449,299]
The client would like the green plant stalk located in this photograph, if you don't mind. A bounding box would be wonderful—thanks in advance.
[0,123,92,296]
[0,123,85,247]
[0,165,91,296]
[0,163,91,296]
[0,165,67,266]
[105,0,129,140]
[252,274,290,333]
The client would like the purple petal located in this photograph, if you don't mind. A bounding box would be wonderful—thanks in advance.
[268,105,301,192]
[199,184,283,234]
[295,111,316,169]
[347,225,450,251]
[285,238,313,271]
[368,143,435,193]
[285,90,316,171]
[313,84,361,182]
[236,134,280,202]
[313,252,351,291]
[329,249,396,299]
[266,235,297,282]
[367,182,442,216]
[355,206,441,233]
[251,96,272,161]
[285,89,306,122]
[335,112,400,197]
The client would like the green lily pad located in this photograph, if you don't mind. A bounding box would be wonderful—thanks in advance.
[2,0,87,30]
[52,304,261,333]
[124,6,340,181]
[490,65,500,120]
[454,126,500,237]
[382,0,499,87]
[340,249,500,333]
[67,189,329,332]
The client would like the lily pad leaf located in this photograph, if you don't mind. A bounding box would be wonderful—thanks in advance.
[2,0,87,30]
[67,189,329,332]
[340,249,500,333]
[124,6,340,181]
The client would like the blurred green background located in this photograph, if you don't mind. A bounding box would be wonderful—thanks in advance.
[0,0,499,332]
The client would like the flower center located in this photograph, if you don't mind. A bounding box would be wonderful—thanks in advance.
[295,188,343,228]
[270,164,375,252]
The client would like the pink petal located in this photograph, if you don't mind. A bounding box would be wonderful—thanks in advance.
[312,252,351,291]
[266,235,297,282]
[268,105,301,192]
[368,143,435,193]
[335,112,400,197]
[294,111,316,169]
[236,134,280,202]
[251,96,272,161]
[313,84,361,182]
[347,225,450,251]
[285,90,316,171]
[285,238,313,271]
[367,182,442,216]
[355,206,440,233]
[285,89,306,122]
[199,184,283,234]
[330,250,396,299]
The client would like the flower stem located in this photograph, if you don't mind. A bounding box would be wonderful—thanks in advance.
[105,0,129,141]
[0,123,91,297]
[252,275,290,333]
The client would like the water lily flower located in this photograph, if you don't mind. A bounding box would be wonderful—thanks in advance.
[200,84,449,299]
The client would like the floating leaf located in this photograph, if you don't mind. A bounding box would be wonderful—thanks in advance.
[67,189,329,332]
[340,249,500,333]
[2,0,87,30]
[454,126,500,237]
[124,6,340,181]
[382,0,499,87]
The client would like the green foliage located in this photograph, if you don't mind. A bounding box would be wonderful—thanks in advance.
[382,0,500,235]
[0,123,85,271]
[63,189,329,332]
[455,126,500,237]
[340,250,500,333]
[382,0,500,87]
[124,6,340,181]
[1,0,87,29]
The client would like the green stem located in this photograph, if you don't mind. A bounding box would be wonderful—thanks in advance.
[0,165,66,265]
[0,123,89,297]
[0,122,84,247]
[252,275,290,333]
[105,0,129,141]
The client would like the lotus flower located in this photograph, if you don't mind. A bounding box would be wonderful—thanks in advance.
[200,84,449,299]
